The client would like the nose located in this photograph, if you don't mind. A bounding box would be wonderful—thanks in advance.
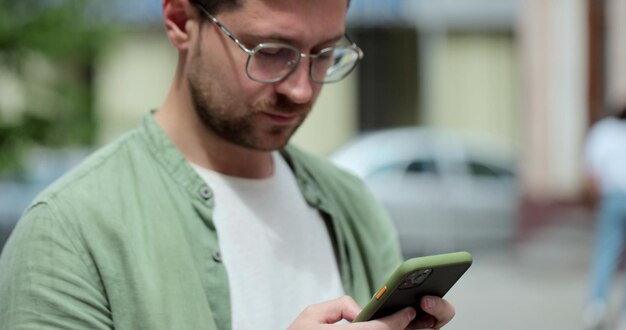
[274,58,314,104]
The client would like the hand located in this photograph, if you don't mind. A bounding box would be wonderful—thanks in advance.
[409,296,456,329]
[287,295,455,330]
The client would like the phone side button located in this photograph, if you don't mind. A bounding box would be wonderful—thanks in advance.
[375,286,388,300]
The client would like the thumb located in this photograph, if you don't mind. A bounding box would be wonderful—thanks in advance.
[368,307,417,330]
[307,296,363,324]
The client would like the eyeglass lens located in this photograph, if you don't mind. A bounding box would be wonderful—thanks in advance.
[247,46,300,82]
[246,45,360,83]
[315,47,361,83]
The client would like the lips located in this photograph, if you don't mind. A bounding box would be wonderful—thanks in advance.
[263,112,299,125]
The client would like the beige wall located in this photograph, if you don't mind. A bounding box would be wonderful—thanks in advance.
[94,30,358,156]
[608,0,626,108]
[94,30,177,145]
[423,33,520,151]
[519,0,588,200]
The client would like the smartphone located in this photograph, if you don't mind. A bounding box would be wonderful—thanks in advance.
[353,251,472,322]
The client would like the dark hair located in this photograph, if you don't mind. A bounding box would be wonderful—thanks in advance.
[195,0,242,14]
[195,0,351,15]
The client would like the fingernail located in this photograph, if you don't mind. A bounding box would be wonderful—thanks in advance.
[425,296,436,310]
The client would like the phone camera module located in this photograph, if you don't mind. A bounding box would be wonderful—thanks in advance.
[399,268,433,290]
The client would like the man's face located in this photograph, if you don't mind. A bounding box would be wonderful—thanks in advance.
[187,0,348,151]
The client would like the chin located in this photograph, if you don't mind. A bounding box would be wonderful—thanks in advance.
[249,130,295,151]
[253,137,291,151]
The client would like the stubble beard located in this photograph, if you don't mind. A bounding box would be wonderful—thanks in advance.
[187,27,314,151]
[187,68,312,152]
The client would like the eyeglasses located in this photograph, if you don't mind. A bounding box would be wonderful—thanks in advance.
[191,1,364,84]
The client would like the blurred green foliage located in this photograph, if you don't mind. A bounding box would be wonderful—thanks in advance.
[0,0,114,175]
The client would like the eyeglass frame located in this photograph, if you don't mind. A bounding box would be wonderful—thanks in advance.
[190,0,364,84]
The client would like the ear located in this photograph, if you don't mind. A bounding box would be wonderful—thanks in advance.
[163,0,196,51]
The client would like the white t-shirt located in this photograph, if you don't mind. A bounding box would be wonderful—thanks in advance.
[585,117,626,193]
[191,152,345,330]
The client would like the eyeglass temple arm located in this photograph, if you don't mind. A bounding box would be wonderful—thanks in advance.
[190,0,254,54]
[344,34,364,59]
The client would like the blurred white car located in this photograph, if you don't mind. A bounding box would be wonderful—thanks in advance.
[331,127,519,257]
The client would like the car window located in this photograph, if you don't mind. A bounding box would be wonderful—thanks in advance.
[467,160,513,178]
[406,159,438,175]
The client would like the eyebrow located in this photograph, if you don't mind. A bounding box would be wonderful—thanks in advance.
[241,32,346,49]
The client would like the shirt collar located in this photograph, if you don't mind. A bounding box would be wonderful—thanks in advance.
[138,110,208,201]
[138,110,330,211]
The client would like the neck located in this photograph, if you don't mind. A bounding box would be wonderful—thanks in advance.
[155,61,274,179]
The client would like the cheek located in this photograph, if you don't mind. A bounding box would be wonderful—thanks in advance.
[194,34,248,89]
[239,81,278,105]
[209,54,269,103]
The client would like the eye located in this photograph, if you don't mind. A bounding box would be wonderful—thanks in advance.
[315,48,336,63]
[258,47,282,56]
[255,46,299,62]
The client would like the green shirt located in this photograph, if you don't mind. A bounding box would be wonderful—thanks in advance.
[0,113,402,330]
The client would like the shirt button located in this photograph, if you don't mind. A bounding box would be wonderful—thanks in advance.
[311,196,322,207]
[199,185,213,200]
[212,250,222,263]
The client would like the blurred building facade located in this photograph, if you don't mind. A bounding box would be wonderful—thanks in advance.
[520,0,626,204]
[92,0,626,205]
[519,0,588,201]
[607,0,626,109]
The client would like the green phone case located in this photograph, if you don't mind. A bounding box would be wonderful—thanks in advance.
[354,251,473,322]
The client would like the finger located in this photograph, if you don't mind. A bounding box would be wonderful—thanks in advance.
[365,307,417,330]
[304,295,363,324]
[408,314,436,329]
[419,296,455,328]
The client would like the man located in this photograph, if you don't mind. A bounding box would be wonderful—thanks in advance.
[583,103,626,330]
[0,0,456,329]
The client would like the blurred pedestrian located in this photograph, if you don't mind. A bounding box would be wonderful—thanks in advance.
[584,102,626,330]
[0,0,456,329]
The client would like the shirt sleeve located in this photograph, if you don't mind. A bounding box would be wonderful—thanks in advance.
[0,202,113,330]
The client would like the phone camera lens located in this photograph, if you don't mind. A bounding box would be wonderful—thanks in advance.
[399,268,433,289]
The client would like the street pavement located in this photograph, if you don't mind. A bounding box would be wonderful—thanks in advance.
[442,207,622,330]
